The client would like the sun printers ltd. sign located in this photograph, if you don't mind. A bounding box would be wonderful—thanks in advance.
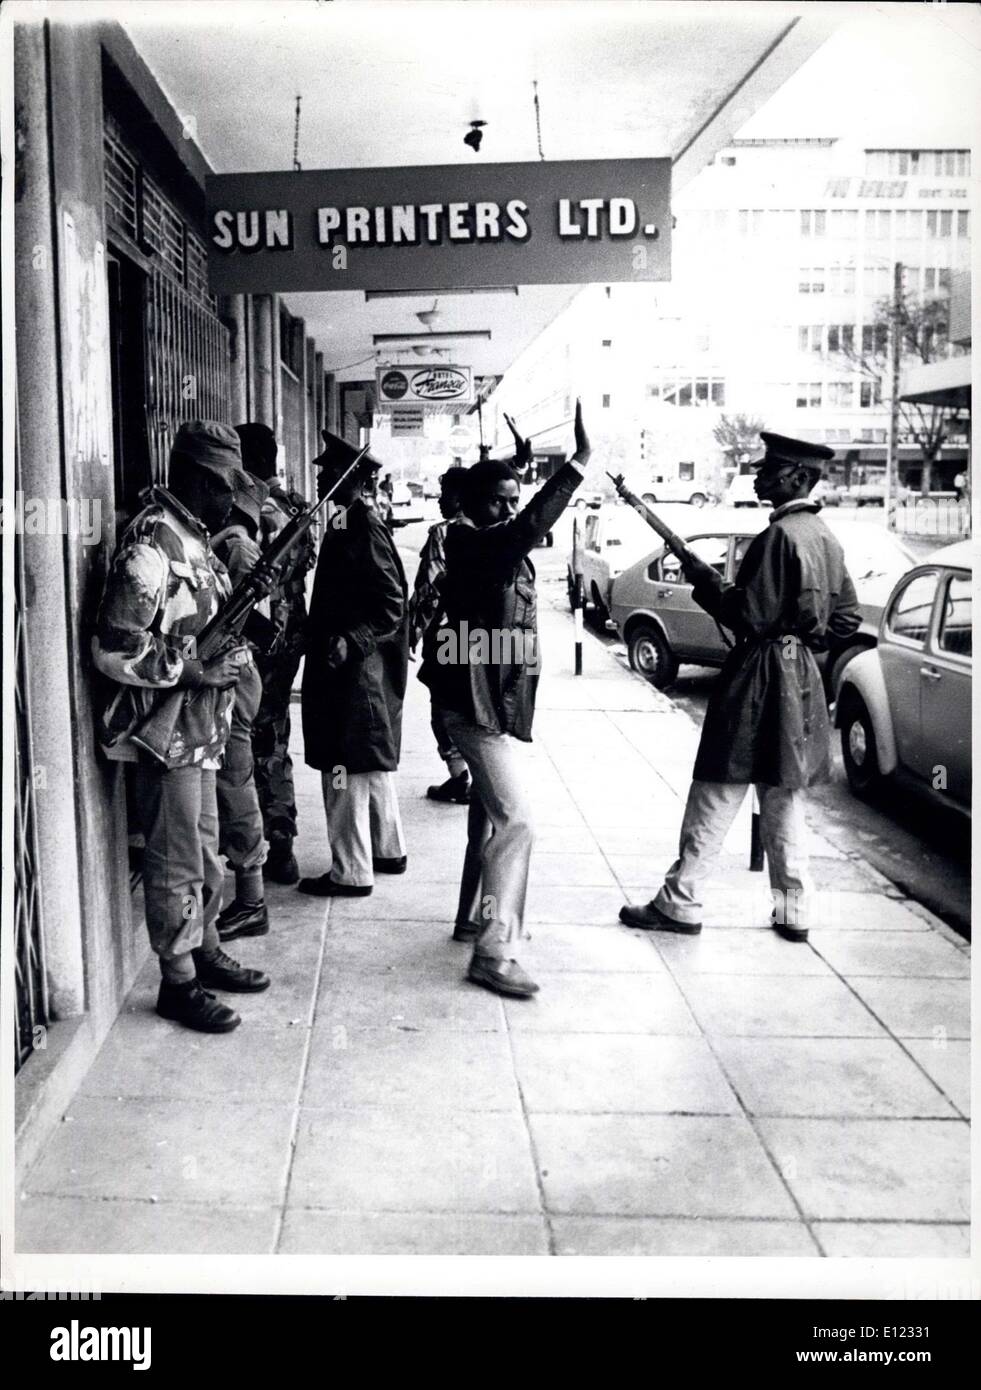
[205,159,670,294]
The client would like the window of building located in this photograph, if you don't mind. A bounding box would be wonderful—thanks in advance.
[657,375,725,407]
[602,393,611,408]
[827,381,855,408]
[601,339,613,348]
[801,210,826,237]
[860,379,883,407]
[829,209,859,237]
[798,324,824,353]
[865,150,970,178]
[796,383,822,408]
[826,179,851,198]
[799,268,825,294]
[827,324,855,354]
[957,210,970,238]
[926,209,954,238]
[711,381,725,406]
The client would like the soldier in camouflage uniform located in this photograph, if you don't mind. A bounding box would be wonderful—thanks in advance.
[212,469,274,941]
[235,424,316,884]
[92,422,271,1034]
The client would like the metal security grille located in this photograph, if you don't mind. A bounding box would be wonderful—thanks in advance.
[144,266,232,481]
[103,114,139,241]
[142,174,186,282]
[14,443,49,1073]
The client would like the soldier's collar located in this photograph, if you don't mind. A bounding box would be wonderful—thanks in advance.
[140,485,212,538]
[769,499,821,522]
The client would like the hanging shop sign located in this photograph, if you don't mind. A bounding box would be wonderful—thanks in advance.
[205,159,671,293]
[377,365,473,408]
[389,406,426,437]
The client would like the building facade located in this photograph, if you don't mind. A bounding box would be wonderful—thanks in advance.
[10,19,339,1167]
[490,137,971,493]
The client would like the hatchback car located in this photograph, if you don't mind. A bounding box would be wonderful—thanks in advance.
[608,510,915,690]
[834,541,971,812]
[568,503,691,621]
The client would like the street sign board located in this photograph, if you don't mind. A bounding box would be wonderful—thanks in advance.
[205,159,671,293]
[389,406,425,436]
[377,365,473,408]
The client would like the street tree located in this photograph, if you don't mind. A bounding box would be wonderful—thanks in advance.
[827,290,966,495]
[712,413,765,472]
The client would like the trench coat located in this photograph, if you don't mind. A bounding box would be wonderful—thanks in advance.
[688,500,860,788]
[301,499,408,774]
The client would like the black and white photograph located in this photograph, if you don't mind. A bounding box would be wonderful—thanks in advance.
[2,0,976,1317]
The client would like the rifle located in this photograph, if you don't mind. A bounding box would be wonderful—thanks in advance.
[606,473,698,564]
[129,446,370,764]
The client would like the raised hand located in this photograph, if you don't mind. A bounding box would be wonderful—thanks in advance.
[572,399,591,465]
[503,412,533,470]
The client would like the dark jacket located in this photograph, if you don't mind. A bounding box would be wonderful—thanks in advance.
[425,462,583,741]
[301,499,408,773]
[690,500,861,787]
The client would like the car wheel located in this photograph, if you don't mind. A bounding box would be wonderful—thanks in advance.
[642,493,657,505]
[839,691,882,797]
[627,623,679,689]
[689,492,707,508]
[827,642,871,698]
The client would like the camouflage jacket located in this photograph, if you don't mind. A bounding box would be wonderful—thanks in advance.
[408,518,450,653]
[92,487,249,768]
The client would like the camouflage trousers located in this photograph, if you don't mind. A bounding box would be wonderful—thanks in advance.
[253,636,302,847]
[216,661,267,873]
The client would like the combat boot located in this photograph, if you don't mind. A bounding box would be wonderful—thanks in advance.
[192,946,271,993]
[217,897,269,942]
[263,840,300,884]
[156,978,241,1033]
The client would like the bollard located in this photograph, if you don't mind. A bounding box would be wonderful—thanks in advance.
[573,574,584,675]
[749,788,764,871]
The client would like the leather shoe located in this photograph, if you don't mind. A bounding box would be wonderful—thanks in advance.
[156,978,241,1033]
[192,947,270,993]
[468,955,539,999]
[297,874,372,897]
[263,843,300,885]
[372,856,407,874]
[618,901,702,934]
[216,898,269,942]
[427,773,471,804]
[772,916,809,943]
[452,922,480,943]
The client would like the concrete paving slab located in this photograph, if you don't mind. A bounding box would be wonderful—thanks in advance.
[23,1098,294,1206]
[846,977,971,1039]
[527,852,621,887]
[323,920,468,974]
[903,1039,971,1117]
[517,923,668,974]
[757,1118,970,1221]
[288,1107,542,1213]
[503,971,698,1034]
[525,885,627,924]
[653,930,836,976]
[551,1215,819,1256]
[677,973,887,1038]
[712,1037,958,1118]
[302,1026,521,1113]
[530,1112,798,1218]
[79,1012,309,1103]
[318,966,504,1032]
[512,1033,740,1113]
[278,1209,549,1255]
[16,1195,279,1255]
[813,1221,971,1258]
[329,878,456,921]
[812,930,970,977]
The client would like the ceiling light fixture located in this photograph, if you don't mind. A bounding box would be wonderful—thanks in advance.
[464,120,486,154]
[415,300,441,328]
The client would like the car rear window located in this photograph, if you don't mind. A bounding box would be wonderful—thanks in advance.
[938,573,972,658]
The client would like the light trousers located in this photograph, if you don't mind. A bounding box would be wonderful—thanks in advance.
[321,769,406,887]
[217,664,267,883]
[443,709,535,961]
[654,779,813,929]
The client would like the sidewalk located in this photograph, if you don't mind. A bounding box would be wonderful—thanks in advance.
[17,598,971,1259]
